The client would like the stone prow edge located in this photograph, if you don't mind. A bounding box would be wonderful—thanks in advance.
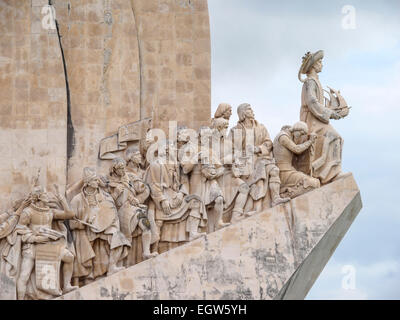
[275,190,363,300]
[58,174,362,300]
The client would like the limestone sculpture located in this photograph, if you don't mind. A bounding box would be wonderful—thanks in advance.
[146,141,207,253]
[0,46,355,299]
[16,185,77,300]
[273,122,321,198]
[229,103,290,210]
[297,50,350,184]
[69,167,130,286]
[107,158,159,261]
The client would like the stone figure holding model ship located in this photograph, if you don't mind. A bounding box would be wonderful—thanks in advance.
[297,50,351,184]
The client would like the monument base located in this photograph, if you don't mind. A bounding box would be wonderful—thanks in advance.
[59,174,362,300]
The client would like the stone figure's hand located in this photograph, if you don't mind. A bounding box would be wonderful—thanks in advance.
[331,111,341,120]
[161,200,171,216]
[69,220,85,230]
[175,192,184,206]
[35,235,50,244]
[310,133,317,143]
[129,195,140,206]
[115,185,124,196]
[254,146,261,154]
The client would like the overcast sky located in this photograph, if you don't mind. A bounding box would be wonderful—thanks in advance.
[209,0,400,299]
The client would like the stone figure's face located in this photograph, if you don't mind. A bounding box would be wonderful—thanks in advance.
[115,164,126,177]
[293,129,308,144]
[38,192,50,204]
[265,140,273,152]
[314,59,323,73]
[129,152,142,165]
[87,178,99,189]
[245,106,255,120]
[224,107,232,120]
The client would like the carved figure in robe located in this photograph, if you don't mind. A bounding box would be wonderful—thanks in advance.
[0,198,30,299]
[145,140,207,253]
[123,148,159,266]
[297,50,350,184]
[69,168,131,286]
[108,159,159,261]
[208,116,250,224]
[125,146,146,181]
[229,103,290,211]
[273,122,320,198]
[186,126,230,233]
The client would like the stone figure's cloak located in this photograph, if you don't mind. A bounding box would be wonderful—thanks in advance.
[299,76,343,184]
[146,159,207,244]
[70,190,130,280]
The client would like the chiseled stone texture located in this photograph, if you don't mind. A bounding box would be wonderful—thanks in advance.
[59,174,362,300]
[0,0,67,211]
[52,0,211,184]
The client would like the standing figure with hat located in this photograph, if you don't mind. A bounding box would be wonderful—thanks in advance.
[298,50,350,184]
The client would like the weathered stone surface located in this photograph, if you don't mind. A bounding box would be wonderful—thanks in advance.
[0,0,67,211]
[59,174,362,300]
[0,0,211,207]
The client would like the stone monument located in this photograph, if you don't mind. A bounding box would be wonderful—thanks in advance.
[0,0,361,300]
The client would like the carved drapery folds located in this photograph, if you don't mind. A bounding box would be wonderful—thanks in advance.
[0,50,350,299]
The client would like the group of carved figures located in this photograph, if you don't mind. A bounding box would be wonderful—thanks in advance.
[0,50,350,299]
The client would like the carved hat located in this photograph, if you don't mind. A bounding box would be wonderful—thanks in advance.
[298,50,324,81]
[83,167,97,184]
[30,186,48,203]
[292,121,308,133]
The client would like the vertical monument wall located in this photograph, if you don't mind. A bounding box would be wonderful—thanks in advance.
[0,0,211,201]
[0,0,67,211]
[53,0,142,184]
[53,0,211,185]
